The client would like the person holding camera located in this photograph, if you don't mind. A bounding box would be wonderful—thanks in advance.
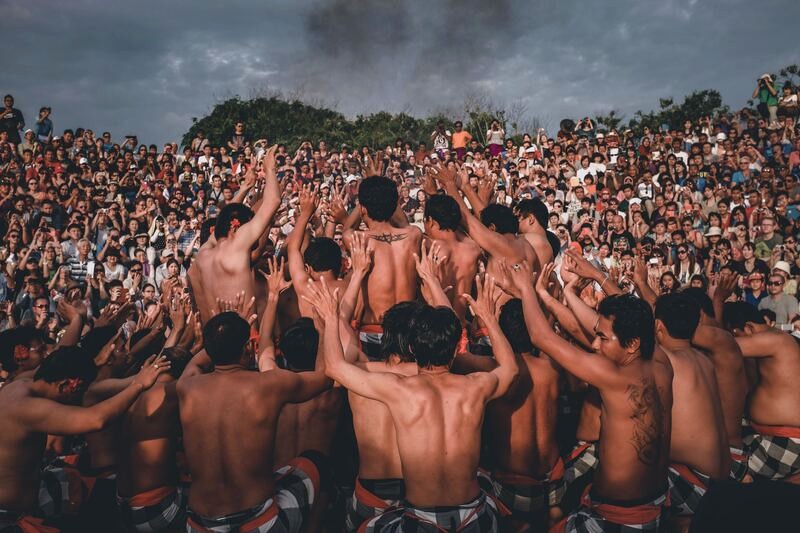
[753,74,779,127]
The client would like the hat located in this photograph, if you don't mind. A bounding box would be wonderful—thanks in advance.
[24,128,33,134]
[525,146,537,153]
[52,136,61,141]
[129,164,137,170]
[704,227,722,237]
[134,232,149,240]
[774,261,792,276]
[715,132,727,142]
[79,157,88,165]
[346,175,359,185]
[629,197,642,205]
[161,249,174,258]
[759,73,773,82]
[596,133,605,139]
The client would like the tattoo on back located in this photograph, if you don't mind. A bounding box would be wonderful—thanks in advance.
[370,233,408,244]
[627,379,663,466]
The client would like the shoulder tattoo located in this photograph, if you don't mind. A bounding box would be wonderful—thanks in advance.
[370,233,408,244]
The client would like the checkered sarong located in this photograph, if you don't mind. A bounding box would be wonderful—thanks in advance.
[729,445,750,482]
[360,490,501,532]
[477,458,565,521]
[117,485,188,532]
[345,478,404,532]
[743,421,800,480]
[186,456,319,533]
[666,463,710,516]
[555,441,598,508]
[358,325,384,361]
[551,484,667,533]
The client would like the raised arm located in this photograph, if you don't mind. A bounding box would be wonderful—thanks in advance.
[339,231,372,322]
[631,257,658,309]
[286,184,317,286]
[230,145,280,251]
[462,276,519,400]
[257,257,292,371]
[304,277,402,402]
[21,356,169,435]
[535,263,594,349]
[733,329,791,359]
[510,261,623,388]
[415,240,451,309]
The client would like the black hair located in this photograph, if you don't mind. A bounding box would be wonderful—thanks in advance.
[517,198,549,228]
[162,346,192,379]
[34,346,97,387]
[499,299,534,354]
[597,295,655,360]
[480,204,518,235]
[303,238,342,277]
[722,301,766,331]
[409,305,461,368]
[380,301,425,362]
[79,325,118,363]
[358,176,398,222]
[655,292,700,340]
[680,287,715,318]
[0,326,45,373]
[424,194,461,231]
[214,203,254,239]
[279,318,319,371]
[202,311,250,365]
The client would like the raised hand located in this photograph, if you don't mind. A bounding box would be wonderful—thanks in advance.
[504,259,535,294]
[261,144,278,175]
[133,354,171,389]
[535,262,557,298]
[715,271,739,300]
[298,183,319,217]
[169,293,189,331]
[94,331,123,367]
[632,256,648,287]
[414,240,446,282]
[57,298,85,323]
[462,275,502,324]
[260,256,291,296]
[214,290,256,321]
[563,249,600,281]
[302,276,340,321]
[330,195,349,225]
[349,231,373,276]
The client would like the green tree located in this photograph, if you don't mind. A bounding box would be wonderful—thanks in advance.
[594,109,624,132]
[628,90,728,133]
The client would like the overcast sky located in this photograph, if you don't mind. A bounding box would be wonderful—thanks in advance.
[3,0,798,146]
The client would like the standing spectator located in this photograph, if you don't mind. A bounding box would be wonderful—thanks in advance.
[451,121,472,160]
[430,122,451,158]
[34,107,53,144]
[753,74,779,126]
[0,94,24,146]
[486,119,505,158]
[227,121,248,155]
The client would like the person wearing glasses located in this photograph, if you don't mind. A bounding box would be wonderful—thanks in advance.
[757,273,798,329]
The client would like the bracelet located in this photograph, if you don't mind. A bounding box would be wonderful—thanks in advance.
[600,276,611,293]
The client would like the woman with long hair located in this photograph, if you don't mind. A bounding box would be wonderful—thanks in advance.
[672,246,701,286]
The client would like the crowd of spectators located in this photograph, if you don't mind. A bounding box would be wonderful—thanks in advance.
[1,77,800,351]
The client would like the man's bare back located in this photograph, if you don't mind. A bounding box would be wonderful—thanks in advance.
[274,388,343,468]
[661,345,729,479]
[345,225,421,326]
[194,241,256,324]
[117,379,180,497]
[425,234,480,322]
[348,361,418,480]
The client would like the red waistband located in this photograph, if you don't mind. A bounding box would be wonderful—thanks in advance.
[750,422,800,438]
[492,457,565,486]
[669,463,708,490]
[188,501,278,533]
[128,485,176,507]
[355,478,394,510]
[581,484,665,525]
[359,324,384,334]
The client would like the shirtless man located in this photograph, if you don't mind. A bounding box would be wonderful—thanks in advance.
[435,166,537,351]
[455,297,561,530]
[177,311,331,532]
[286,184,349,318]
[344,301,421,532]
[723,301,800,482]
[684,285,750,482]
[343,176,422,359]
[516,198,555,266]
[191,145,280,323]
[0,347,168,532]
[116,346,193,532]
[422,194,481,323]
[510,262,673,532]
[653,293,729,523]
[307,275,519,532]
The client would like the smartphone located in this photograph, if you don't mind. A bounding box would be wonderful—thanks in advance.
[86,261,96,278]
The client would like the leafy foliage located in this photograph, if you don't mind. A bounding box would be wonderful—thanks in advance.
[627,90,728,133]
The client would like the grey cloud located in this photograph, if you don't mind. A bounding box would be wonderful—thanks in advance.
[1,0,798,146]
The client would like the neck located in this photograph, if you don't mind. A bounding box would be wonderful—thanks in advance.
[418,364,450,376]
[428,228,456,241]
[213,363,247,372]
[366,220,393,232]
[658,336,691,351]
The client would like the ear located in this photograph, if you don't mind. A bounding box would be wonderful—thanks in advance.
[625,337,641,354]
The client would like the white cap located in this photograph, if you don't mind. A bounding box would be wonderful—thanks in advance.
[79,157,88,165]
[774,261,792,276]
[704,227,722,237]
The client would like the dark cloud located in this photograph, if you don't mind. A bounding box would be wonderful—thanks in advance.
[1,0,798,146]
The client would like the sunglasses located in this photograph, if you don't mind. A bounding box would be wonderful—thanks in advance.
[768,280,784,287]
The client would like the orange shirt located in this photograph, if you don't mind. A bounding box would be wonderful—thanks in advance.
[452,131,473,149]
